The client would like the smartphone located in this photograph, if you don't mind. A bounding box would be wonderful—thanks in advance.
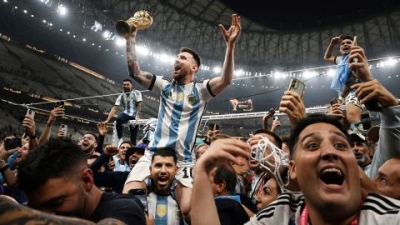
[60,124,68,135]
[287,78,305,98]
[330,98,340,105]
[128,188,148,212]
[26,109,35,120]
[55,101,64,108]
[4,137,22,150]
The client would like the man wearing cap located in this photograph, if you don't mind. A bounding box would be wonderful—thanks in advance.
[349,130,372,174]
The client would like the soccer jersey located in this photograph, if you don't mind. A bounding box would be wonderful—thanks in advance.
[115,90,142,117]
[147,192,183,225]
[148,75,214,164]
[247,192,400,225]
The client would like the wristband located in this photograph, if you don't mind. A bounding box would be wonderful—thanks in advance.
[29,133,37,139]
[0,164,9,173]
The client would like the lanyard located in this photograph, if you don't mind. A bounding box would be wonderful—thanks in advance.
[299,204,360,225]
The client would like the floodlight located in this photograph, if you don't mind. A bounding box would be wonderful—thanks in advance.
[57,4,67,15]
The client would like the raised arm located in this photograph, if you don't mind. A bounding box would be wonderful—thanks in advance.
[125,31,155,90]
[39,106,65,145]
[324,35,342,64]
[208,14,241,96]
[349,45,400,178]
[192,138,249,225]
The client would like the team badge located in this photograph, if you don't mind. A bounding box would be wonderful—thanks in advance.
[187,94,195,105]
[177,92,184,102]
[156,204,167,217]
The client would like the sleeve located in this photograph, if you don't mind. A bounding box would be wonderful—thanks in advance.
[96,135,105,154]
[90,153,110,172]
[105,198,146,225]
[367,105,400,178]
[150,75,169,93]
[7,151,18,170]
[199,79,214,102]
[114,94,122,106]
[136,91,143,103]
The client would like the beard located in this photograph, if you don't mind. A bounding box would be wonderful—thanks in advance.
[124,87,131,93]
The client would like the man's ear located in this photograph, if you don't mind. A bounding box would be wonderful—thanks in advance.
[216,181,227,195]
[289,160,297,181]
[81,168,94,191]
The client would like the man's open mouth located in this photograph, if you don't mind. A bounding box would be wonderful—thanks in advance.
[319,167,345,187]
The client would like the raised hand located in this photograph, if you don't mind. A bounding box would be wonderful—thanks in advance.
[279,91,306,127]
[218,14,241,45]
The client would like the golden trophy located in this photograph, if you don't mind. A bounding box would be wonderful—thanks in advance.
[115,10,153,36]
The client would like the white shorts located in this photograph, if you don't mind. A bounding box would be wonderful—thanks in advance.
[125,154,151,184]
[175,164,194,188]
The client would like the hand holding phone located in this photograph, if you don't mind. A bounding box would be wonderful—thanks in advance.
[26,109,35,120]
[287,78,305,98]
[4,137,22,150]
[128,188,148,213]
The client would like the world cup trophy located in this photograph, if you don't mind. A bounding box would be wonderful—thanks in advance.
[115,10,153,36]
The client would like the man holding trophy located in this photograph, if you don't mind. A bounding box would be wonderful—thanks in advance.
[119,10,242,222]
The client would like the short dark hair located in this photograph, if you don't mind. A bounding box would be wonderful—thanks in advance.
[288,114,349,157]
[17,139,87,193]
[253,129,283,149]
[152,148,177,165]
[84,132,98,143]
[341,35,353,42]
[180,47,201,68]
[213,163,237,194]
[123,79,132,84]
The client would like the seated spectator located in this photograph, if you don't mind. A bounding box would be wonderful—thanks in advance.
[17,139,146,224]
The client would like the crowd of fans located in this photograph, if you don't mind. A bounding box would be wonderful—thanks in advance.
[1,14,400,225]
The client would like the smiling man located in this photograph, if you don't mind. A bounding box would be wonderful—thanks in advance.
[191,115,400,225]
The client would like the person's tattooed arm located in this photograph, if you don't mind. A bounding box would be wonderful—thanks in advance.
[0,196,126,225]
[125,34,154,90]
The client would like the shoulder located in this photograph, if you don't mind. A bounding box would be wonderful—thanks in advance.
[94,193,146,224]
[256,192,303,221]
[363,193,400,214]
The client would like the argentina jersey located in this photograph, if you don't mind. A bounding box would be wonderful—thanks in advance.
[148,75,213,164]
[147,192,184,225]
[115,90,142,117]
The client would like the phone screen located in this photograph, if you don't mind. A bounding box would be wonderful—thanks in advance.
[128,189,148,212]
[5,138,22,150]
[26,109,35,120]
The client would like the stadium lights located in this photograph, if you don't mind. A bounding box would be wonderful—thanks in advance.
[57,4,67,15]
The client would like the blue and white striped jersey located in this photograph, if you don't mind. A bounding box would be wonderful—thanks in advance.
[147,192,184,225]
[114,90,142,117]
[148,75,214,165]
